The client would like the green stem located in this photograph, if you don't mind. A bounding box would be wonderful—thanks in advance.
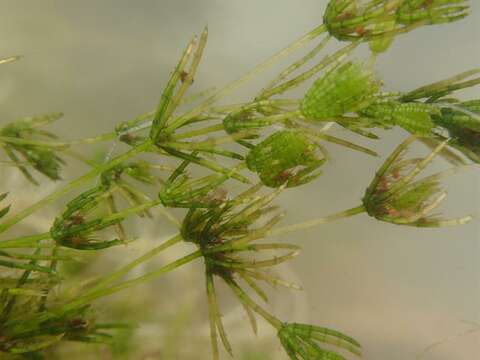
[258,41,358,100]
[0,140,152,234]
[62,249,202,312]
[269,205,366,237]
[0,232,51,249]
[8,248,202,335]
[172,123,225,140]
[68,132,117,145]
[302,126,378,157]
[164,27,209,125]
[150,37,197,139]
[103,198,162,223]
[0,132,116,149]
[0,247,42,320]
[225,277,283,329]
[63,149,101,168]
[166,24,327,131]
[260,35,332,94]
[88,233,182,294]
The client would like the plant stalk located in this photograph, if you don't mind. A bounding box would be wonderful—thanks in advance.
[0,140,152,234]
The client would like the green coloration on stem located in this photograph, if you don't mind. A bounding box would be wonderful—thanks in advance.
[369,20,397,53]
[299,124,379,157]
[246,130,326,188]
[324,0,469,43]
[0,113,66,185]
[362,136,472,227]
[400,68,480,103]
[165,24,327,132]
[149,37,197,142]
[431,100,480,162]
[0,140,152,235]
[0,232,52,249]
[301,61,381,120]
[50,183,161,250]
[88,233,182,294]
[360,100,439,136]
[278,322,361,360]
[0,4,477,358]
[159,165,243,208]
[60,249,202,314]
[269,205,366,237]
[258,41,359,100]
[0,193,11,219]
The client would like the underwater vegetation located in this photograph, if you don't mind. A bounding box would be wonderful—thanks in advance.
[0,0,478,359]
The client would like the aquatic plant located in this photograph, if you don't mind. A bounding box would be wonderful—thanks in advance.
[0,1,477,358]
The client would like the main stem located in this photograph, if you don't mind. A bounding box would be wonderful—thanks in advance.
[269,205,366,237]
[9,247,202,335]
[0,140,152,234]
[226,277,283,329]
[1,24,327,235]
[88,233,183,293]
[61,249,202,312]
[0,232,51,249]
[167,24,326,130]
[0,132,116,149]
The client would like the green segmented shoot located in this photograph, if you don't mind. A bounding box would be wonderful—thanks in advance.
[238,267,303,292]
[100,161,160,223]
[259,41,359,100]
[159,171,233,208]
[261,35,332,94]
[301,61,381,120]
[0,258,55,274]
[0,113,65,185]
[180,186,307,359]
[0,3,477,358]
[1,305,123,354]
[361,101,438,136]
[278,322,362,360]
[160,147,250,183]
[324,0,469,43]
[206,272,233,359]
[369,20,397,53]
[246,130,326,188]
[400,68,480,102]
[150,27,209,143]
[397,0,470,26]
[149,36,196,142]
[431,100,480,162]
[50,185,159,250]
[0,193,11,219]
[362,136,472,227]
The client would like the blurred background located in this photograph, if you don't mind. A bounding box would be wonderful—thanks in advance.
[0,1,479,359]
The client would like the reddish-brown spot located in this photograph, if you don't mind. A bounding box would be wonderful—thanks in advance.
[70,318,89,329]
[66,214,85,227]
[180,71,191,83]
[274,170,292,184]
[387,208,400,217]
[206,188,228,204]
[119,133,137,144]
[377,178,390,192]
[70,236,85,248]
[392,169,401,179]
[336,11,354,21]
[355,26,366,36]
